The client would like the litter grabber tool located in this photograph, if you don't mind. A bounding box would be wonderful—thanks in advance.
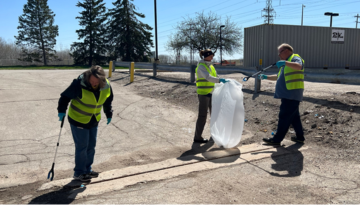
[242,63,276,82]
[47,116,65,181]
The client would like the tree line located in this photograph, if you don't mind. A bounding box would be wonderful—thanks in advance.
[14,0,153,66]
[11,0,243,66]
[0,37,72,66]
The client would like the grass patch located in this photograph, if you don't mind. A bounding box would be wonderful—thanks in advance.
[0,65,129,70]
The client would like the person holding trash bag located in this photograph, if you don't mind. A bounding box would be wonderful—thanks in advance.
[258,43,305,145]
[57,65,114,181]
[193,49,230,143]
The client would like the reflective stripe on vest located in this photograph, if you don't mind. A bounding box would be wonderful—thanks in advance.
[278,54,305,90]
[195,63,217,95]
[68,79,111,124]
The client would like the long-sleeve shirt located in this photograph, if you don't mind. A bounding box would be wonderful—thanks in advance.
[197,60,220,94]
[57,75,114,129]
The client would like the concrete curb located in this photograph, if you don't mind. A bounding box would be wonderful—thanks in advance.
[38,142,307,200]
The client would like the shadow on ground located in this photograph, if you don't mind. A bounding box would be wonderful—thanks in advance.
[177,140,240,163]
[248,143,304,177]
[29,180,88,204]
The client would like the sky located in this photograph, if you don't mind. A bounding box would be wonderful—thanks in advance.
[0,0,359,60]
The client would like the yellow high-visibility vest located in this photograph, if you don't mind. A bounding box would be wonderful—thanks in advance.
[278,54,305,90]
[195,63,217,95]
[68,79,111,124]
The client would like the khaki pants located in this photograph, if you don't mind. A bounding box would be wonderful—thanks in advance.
[194,94,212,141]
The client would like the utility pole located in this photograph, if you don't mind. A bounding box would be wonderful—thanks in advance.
[262,0,276,24]
[301,4,305,26]
[186,23,196,65]
[355,14,360,29]
[189,24,193,65]
[154,0,159,63]
[220,25,225,66]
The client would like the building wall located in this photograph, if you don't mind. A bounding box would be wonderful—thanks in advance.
[244,24,360,68]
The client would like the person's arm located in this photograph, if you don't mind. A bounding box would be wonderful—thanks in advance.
[285,61,302,70]
[57,79,81,113]
[197,64,220,83]
[286,56,303,70]
[266,75,278,81]
[103,85,113,119]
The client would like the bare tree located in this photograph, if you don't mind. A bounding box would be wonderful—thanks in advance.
[167,11,243,57]
[0,37,73,66]
[158,54,174,64]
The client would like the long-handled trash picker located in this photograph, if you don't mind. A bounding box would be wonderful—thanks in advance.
[242,63,276,82]
[47,116,65,181]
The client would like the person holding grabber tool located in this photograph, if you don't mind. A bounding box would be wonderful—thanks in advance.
[57,65,114,182]
[258,43,305,145]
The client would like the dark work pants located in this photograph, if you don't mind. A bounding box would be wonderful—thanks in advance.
[70,124,98,176]
[273,98,304,142]
[194,94,212,140]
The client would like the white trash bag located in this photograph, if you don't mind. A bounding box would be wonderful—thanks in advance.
[210,79,245,148]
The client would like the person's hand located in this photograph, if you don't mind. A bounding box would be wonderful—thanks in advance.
[219,78,230,83]
[58,113,65,121]
[258,74,268,80]
[276,60,286,68]
[107,118,112,125]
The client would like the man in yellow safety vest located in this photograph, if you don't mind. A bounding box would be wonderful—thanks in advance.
[258,43,305,145]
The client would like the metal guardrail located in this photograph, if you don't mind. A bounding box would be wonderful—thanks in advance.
[111,61,360,90]
[113,61,256,73]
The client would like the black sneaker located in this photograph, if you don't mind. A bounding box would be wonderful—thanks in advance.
[87,171,99,178]
[73,174,91,182]
[262,137,281,145]
[291,136,305,144]
[193,138,209,143]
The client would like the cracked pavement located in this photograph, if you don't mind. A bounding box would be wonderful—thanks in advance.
[0,70,199,189]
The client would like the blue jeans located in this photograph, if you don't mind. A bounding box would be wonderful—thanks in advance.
[70,124,98,176]
[273,98,304,142]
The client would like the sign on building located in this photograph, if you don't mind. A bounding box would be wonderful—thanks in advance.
[331,29,345,44]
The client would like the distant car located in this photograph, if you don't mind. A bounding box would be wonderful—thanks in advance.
[213,60,236,66]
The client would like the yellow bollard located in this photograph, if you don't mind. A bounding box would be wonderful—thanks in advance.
[108,61,113,78]
[130,62,134,83]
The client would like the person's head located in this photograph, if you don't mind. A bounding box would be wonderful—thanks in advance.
[277,43,294,60]
[83,65,106,90]
[199,49,214,61]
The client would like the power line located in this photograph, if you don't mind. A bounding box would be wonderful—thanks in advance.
[216,0,255,16]
[305,0,360,13]
[157,0,234,26]
[158,1,250,28]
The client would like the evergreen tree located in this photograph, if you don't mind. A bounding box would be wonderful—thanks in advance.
[71,0,108,66]
[15,0,59,66]
[107,0,153,62]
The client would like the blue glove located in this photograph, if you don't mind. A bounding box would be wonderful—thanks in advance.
[107,118,112,125]
[258,74,268,80]
[219,78,230,83]
[58,113,65,121]
[276,60,286,68]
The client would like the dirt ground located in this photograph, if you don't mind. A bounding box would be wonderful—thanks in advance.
[127,71,360,151]
[1,70,360,204]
